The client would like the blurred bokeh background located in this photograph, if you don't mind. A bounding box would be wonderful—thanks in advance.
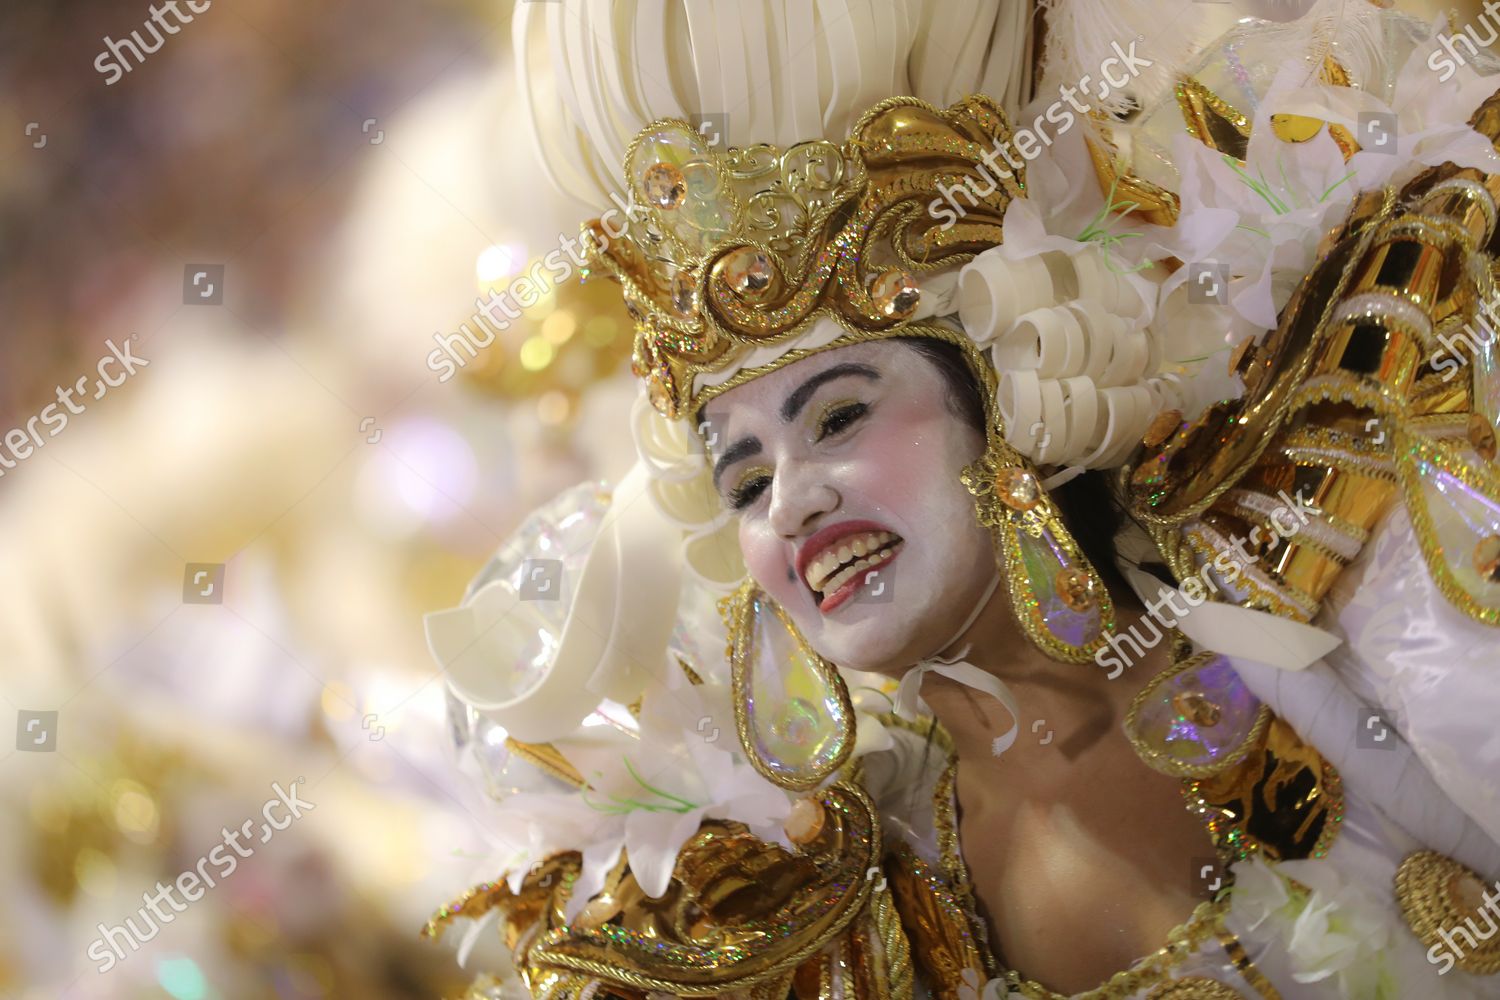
[0,0,1482,997]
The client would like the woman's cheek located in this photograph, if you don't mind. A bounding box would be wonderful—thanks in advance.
[738,521,802,609]
[840,418,946,509]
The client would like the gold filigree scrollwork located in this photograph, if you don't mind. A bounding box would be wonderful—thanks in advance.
[583,96,1023,418]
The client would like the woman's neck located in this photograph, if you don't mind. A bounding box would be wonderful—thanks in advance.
[917,597,1156,776]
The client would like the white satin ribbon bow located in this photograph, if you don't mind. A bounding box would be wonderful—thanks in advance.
[890,573,1023,757]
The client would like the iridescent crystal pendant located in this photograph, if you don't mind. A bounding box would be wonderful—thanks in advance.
[728,585,855,791]
[1397,431,1500,624]
[1126,652,1267,778]
[963,443,1116,662]
[1008,521,1107,657]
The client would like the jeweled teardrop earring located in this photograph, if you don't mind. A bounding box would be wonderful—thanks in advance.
[723,582,856,791]
[960,432,1116,662]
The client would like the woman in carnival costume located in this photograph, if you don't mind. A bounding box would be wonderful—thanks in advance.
[423,0,1500,996]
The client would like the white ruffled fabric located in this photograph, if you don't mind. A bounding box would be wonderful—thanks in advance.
[1221,803,1500,999]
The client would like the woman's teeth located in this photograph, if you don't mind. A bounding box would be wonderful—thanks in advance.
[805,531,901,595]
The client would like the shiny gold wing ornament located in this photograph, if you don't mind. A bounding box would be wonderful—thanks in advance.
[1128,90,1500,628]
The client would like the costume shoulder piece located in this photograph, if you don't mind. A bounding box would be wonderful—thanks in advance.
[420,480,909,997]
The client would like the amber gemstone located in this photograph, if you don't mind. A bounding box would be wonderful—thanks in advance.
[669,270,697,317]
[721,248,776,299]
[1468,413,1497,462]
[870,269,920,319]
[642,162,687,209]
[1143,409,1183,448]
[1474,535,1500,583]
[1172,690,1223,728]
[784,797,827,846]
[1055,568,1096,612]
[997,467,1042,511]
[647,370,675,415]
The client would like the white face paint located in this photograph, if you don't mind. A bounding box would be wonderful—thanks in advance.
[700,339,998,675]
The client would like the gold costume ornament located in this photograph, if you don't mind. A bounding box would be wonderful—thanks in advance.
[961,432,1117,662]
[580,95,1020,421]
[723,582,857,792]
[427,4,1500,995]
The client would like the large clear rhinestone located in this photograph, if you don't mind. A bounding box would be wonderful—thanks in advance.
[669,270,697,318]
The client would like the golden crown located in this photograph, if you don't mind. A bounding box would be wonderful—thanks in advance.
[579,95,1025,419]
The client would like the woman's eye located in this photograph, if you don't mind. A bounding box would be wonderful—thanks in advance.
[817,401,868,440]
[728,472,771,510]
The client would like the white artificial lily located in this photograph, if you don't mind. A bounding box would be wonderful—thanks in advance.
[989,124,1160,319]
[1159,59,1361,332]
[1270,15,1500,195]
[1227,854,1447,998]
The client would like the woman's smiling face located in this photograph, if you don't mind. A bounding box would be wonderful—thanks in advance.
[699,338,998,674]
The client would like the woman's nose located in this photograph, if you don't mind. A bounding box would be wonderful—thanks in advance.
[767,460,840,539]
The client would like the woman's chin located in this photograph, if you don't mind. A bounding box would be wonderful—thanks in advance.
[812,627,924,676]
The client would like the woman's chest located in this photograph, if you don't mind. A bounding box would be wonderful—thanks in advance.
[955,770,1217,994]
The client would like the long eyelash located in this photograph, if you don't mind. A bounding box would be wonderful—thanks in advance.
[816,399,869,440]
[728,466,772,510]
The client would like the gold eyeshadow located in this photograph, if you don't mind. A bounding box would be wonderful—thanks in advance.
[727,464,773,507]
[813,397,868,439]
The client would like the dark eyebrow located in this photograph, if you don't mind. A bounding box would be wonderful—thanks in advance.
[712,436,762,491]
[709,362,880,492]
[779,363,880,422]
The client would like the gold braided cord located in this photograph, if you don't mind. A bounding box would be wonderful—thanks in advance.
[872,886,916,1000]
